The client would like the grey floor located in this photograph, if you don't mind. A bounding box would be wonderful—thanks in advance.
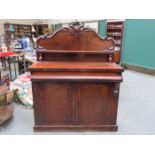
[0,69,155,135]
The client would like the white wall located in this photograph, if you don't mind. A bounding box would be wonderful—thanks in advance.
[43,19,99,25]
[0,19,102,25]
[0,19,43,25]
[0,19,103,35]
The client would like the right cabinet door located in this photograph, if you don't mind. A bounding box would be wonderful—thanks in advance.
[77,83,119,126]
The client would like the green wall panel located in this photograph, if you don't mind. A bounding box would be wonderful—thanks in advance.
[55,24,62,30]
[52,24,63,32]
[99,20,106,37]
[122,19,155,70]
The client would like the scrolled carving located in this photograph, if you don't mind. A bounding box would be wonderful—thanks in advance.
[106,37,115,50]
[64,21,97,32]
[36,35,47,50]
[36,21,115,53]
[63,21,85,34]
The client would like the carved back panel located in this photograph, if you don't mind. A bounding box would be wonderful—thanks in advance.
[36,22,115,62]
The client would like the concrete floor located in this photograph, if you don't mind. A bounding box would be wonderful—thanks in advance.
[0,69,155,135]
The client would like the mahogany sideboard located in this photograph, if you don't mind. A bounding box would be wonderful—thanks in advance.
[29,22,124,131]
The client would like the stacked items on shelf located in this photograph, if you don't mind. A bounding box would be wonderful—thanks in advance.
[33,24,48,37]
[18,25,32,37]
[107,32,122,37]
[4,23,49,49]
[106,20,124,63]
[107,24,123,29]
[5,23,32,38]
[4,23,33,48]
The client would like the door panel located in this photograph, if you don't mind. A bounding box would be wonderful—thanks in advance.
[33,82,75,125]
[77,83,118,125]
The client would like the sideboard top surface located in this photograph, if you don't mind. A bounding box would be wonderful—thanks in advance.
[29,61,124,72]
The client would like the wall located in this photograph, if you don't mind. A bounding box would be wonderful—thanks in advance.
[0,19,43,25]
[51,19,107,38]
[122,19,155,70]
[99,20,106,37]
[0,23,4,34]
[53,23,63,31]
[45,19,97,25]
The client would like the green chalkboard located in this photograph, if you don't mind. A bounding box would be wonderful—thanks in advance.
[52,24,63,32]
[99,20,106,38]
[122,19,155,70]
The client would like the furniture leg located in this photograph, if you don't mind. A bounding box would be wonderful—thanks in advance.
[17,56,20,75]
[22,55,26,73]
[7,57,12,80]
[13,57,17,79]
[0,68,1,80]
[1,58,7,69]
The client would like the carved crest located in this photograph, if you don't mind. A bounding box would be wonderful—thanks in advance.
[36,21,115,51]
[62,21,92,34]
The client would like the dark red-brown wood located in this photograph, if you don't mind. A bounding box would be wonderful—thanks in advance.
[29,22,123,131]
[106,20,124,63]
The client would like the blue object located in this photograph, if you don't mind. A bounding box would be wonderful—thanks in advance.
[24,47,33,52]
[19,36,27,49]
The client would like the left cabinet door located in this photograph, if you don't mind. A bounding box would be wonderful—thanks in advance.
[32,82,75,126]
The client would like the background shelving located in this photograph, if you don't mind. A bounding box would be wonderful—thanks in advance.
[106,20,124,63]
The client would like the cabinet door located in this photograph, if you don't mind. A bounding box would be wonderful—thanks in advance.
[77,83,119,125]
[32,82,75,126]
